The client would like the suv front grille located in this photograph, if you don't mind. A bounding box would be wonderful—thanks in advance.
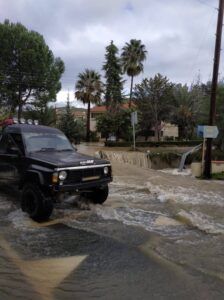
[66,168,103,184]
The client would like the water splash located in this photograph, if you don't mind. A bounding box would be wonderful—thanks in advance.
[176,210,224,234]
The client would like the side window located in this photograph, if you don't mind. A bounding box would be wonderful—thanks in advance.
[10,133,24,154]
[0,135,14,154]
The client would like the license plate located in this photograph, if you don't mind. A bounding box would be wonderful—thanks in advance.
[82,176,100,182]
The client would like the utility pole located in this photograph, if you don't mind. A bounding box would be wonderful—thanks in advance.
[204,0,224,178]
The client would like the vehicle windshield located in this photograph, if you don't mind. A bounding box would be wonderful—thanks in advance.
[23,132,73,153]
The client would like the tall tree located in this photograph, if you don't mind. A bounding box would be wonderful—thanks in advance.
[134,74,173,141]
[172,84,193,139]
[171,83,205,139]
[216,81,224,150]
[96,109,132,141]
[75,69,103,142]
[121,39,147,107]
[102,41,123,111]
[58,95,82,143]
[0,20,64,118]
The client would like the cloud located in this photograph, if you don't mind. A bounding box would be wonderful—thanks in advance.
[0,0,220,105]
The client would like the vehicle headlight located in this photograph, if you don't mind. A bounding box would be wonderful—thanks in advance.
[104,166,109,175]
[59,170,67,180]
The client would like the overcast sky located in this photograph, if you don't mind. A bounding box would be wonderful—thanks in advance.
[0,0,221,107]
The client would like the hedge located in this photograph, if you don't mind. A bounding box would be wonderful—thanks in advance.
[186,149,224,163]
[105,140,204,147]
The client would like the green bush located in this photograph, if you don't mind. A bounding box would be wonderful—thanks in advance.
[212,172,224,180]
[147,152,180,164]
[89,131,99,142]
[186,149,224,164]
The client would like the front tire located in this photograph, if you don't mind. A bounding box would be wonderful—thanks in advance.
[21,183,53,222]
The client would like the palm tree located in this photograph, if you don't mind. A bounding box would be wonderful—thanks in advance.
[121,39,147,107]
[75,69,103,142]
[172,83,204,139]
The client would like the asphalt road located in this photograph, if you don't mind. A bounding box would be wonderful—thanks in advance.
[0,185,224,300]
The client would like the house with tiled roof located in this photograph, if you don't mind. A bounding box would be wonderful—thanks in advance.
[90,103,131,133]
[90,103,178,141]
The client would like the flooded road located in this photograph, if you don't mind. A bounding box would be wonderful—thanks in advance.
[1,144,224,299]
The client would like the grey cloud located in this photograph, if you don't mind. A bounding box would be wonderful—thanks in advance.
[0,0,220,102]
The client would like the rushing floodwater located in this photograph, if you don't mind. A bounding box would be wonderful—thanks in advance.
[1,163,224,299]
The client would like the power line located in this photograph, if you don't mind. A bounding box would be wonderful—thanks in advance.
[188,8,217,81]
[195,0,217,10]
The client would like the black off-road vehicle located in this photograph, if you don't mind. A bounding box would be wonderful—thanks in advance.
[0,120,112,221]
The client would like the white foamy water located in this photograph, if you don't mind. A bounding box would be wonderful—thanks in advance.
[146,181,224,207]
[2,173,224,237]
[111,179,224,207]
[93,180,224,236]
[94,205,183,235]
[159,168,192,176]
[0,199,14,210]
[176,210,224,234]
[7,209,40,231]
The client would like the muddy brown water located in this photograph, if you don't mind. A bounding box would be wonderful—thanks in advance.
[1,143,224,299]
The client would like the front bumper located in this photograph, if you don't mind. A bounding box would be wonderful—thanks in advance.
[51,163,112,193]
[52,177,112,193]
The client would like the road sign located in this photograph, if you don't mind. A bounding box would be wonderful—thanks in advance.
[203,126,219,138]
[197,125,219,138]
[197,125,204,138]
[131,111,138,126]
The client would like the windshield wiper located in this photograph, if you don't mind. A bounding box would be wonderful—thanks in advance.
[35,147,57,152]
[57,148,73,152]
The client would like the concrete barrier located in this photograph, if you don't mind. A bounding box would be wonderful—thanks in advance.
[191,161,224,177]
[101,151,151,169]
[191,162,202,177]
[212,161,224,174]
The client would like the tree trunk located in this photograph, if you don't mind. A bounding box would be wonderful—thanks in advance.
[18,105,22,119]
[129,75,134,108]
[10,105,15,116]
[86,100,91,142]
[17,87,22,119]
[155,122,160,142]
[154,101,160,141]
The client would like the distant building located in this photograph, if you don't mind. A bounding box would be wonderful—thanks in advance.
[90,103,130,133]
[90,106,106,132]
[161,122,179,140]
[90,104,178,141]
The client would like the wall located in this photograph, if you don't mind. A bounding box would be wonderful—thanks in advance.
[101,151,180,170]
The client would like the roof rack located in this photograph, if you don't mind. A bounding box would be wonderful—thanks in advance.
[0,118,39,127]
